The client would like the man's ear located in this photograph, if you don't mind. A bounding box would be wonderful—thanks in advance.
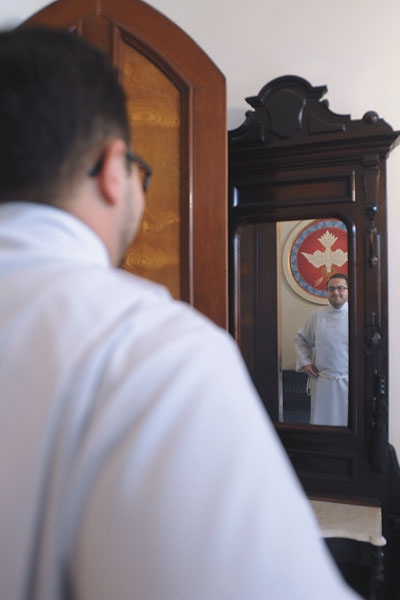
[96,139,127,206]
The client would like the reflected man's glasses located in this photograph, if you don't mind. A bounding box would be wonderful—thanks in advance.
[89,149,152,192]
[327,285,348,293]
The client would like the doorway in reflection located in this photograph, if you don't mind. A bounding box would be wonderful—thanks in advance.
[236,218,348,427]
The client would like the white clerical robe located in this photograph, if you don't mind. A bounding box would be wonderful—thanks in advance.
[294,303,349,426]
[0,202,359,600]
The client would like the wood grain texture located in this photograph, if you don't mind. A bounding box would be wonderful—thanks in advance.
[22,0,227,327]
[121,43,181,299]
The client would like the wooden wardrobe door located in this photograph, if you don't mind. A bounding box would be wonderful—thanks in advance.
[22,0,227,328]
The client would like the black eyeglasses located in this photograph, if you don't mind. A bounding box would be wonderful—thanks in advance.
[327,286,348,293]
[89,149,152,192]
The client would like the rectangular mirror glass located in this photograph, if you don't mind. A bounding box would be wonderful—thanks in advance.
[236,218,349,427]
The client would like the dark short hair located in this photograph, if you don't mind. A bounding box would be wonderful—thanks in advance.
[0,27,130,202]
[326,273,348,287]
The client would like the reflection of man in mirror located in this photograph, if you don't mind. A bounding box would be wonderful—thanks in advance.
[294,274,349,426]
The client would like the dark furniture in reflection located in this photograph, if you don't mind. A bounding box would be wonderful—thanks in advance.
[282,369,310,423]
[228,76,400,599]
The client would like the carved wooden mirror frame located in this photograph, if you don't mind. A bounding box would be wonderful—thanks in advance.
[228,76,400,504]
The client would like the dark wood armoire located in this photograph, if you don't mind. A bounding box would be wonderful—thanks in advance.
[228,75,400,600]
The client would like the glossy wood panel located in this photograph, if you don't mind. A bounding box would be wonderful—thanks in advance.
[121,42,181,298]
[22,0,227,327]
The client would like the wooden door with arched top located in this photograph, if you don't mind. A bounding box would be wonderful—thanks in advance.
[22,0,227,328]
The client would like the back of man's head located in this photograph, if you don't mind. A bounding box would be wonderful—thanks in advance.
[0,27,130,203]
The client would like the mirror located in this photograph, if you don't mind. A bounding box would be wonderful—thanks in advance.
[229,75,400,500]
[281,218,349,426]
[236,218,349,428]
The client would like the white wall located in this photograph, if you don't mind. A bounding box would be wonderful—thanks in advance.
[2,0,400,453]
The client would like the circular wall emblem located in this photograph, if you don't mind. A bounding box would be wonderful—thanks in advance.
[282,219,348,304]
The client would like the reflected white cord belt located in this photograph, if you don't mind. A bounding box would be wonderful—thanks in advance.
[306,372,348,396]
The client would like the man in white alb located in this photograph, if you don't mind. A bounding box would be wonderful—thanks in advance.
[294,273,349,426]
